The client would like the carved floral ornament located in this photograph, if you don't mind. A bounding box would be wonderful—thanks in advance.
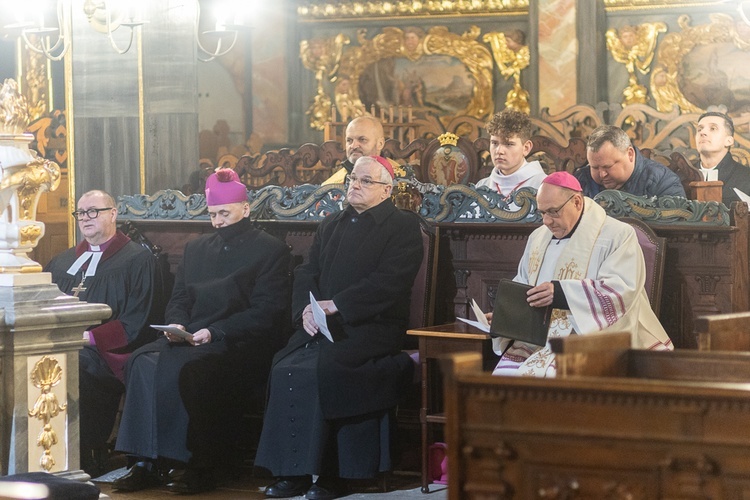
[28,356,67,471]
[296,0,528,20]
[296,0,725,20]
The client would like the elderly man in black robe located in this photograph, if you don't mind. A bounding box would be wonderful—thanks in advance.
[45,189,156,476]
[255,155,424,500]
[112,169,291,494]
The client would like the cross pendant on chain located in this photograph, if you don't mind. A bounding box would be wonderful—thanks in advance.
[72,276,87,297]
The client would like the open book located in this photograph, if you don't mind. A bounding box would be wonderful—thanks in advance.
[457,280,552,347]
[457,299,491,332]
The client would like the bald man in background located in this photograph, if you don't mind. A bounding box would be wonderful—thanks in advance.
[322,115,394,185]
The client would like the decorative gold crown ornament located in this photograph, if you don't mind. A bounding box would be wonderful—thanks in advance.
[438,132,459,147]
[0,79,61,273]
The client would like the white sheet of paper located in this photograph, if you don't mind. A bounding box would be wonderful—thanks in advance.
[309,292,334,342]
[457,316,490,332]
[150,324,194,340]
[456,299,491,332]
[734,188,750,204]
[470,299,490,329]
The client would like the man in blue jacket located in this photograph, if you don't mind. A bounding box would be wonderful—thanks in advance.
[574,125,686,198]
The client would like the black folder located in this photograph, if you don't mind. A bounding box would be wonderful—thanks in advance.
[489,279,553,346]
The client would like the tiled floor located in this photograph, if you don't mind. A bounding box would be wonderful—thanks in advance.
[95,470,447,499]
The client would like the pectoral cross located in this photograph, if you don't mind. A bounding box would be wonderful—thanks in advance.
[72,277,87,297]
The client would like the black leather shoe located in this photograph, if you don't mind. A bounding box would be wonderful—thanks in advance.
[112,463,160,492]
[167,468,186,482]
[305,478,347,500]
[165,468,216,495]
[264,476,312,498]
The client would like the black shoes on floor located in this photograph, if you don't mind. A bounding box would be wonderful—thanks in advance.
[111,463,161,492]
[264,475,346,499]
[165,467,217,494]
[112,463,217,495]
[264,476,313,497]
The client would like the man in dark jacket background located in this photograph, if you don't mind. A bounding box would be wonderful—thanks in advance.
[574,125,686,199]
[256,155,423,500]
[112,169,291,494]
[694,111,750,207]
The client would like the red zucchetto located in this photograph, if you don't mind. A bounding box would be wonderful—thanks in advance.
[370,155,395,179]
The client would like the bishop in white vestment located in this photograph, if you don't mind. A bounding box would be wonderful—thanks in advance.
[493,171,673,377]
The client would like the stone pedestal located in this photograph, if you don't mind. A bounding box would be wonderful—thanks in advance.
[0,273,111,477]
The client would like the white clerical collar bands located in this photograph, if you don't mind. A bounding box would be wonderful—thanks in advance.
[66,244,103,277]
[700,166,718,182]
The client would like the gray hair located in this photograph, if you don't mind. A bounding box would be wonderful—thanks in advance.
[587,125,632,153]
[353,156,395,184]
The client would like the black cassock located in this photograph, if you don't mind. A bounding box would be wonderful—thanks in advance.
[115,218,291,466]
[45,231,156,456]
[711,151,750,206]
[255,201,423,479]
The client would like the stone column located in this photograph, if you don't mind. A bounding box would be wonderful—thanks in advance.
[534,0,579,113]
[0,278,111,476]
[532,0,607,113]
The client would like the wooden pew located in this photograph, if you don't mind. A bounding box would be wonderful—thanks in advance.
[441,337,750,499]
[694,311,750,351]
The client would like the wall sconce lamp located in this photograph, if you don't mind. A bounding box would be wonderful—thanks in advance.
[82,0,146,55]
[4,0,145,61]
[196,1,252,62]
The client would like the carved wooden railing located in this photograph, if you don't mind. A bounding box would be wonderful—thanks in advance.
[118,185,729,227]
[222,102,750,191]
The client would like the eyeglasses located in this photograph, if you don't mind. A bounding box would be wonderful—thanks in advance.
[536,194,576,218]
[72,207,114,221]
[345,174,391,188]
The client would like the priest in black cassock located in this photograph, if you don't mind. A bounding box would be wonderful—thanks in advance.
[45,189,156,476]
[113,169,291,494]
[255,156,423,500]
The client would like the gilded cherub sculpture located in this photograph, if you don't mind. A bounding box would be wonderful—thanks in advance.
[300,34,350,130]
[484,29,530,114]
[333,77,365,123]
[606,23,667,106]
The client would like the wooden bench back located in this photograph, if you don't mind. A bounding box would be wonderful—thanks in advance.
[695,311,750,351]
[550,331,750,382]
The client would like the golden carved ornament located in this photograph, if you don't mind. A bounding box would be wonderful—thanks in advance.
[0,156,62,221]
[651,14,749,113]
[606,23,666,107]
[297,0,528,20]
[604,0,726,9]
[334,26,493,128]
[300,34,351,130]
[28,356,67,472]
[19,224,43,246]
[20,39,49,122]
[438,132,459,147]
[0,79,31,135]
[484,30,531,113]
